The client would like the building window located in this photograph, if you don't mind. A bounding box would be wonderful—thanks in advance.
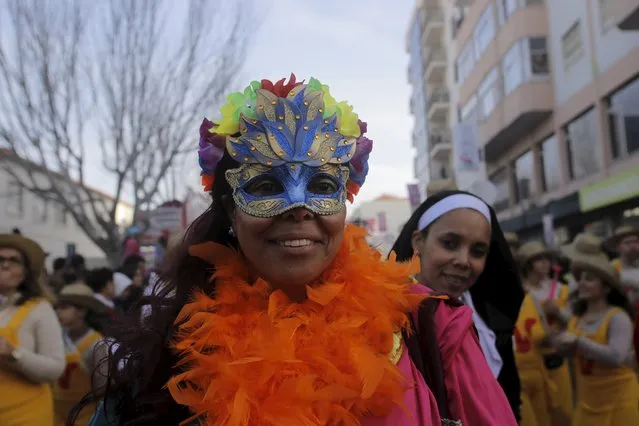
[502,42,524,95]
[561,21,584,70]
[608,77,639,159]
[598,0,616,33]
[529,37,549,75]
[514,150,536,202]
[540,135,562,192]
[478,68,500,118]
[490,168,510,212]
[501,0,519,21]
[461,95,479,123]
[474,4,496,58]
[32,197,48,223]
[456,42,475,85]
[5,179,24,217]
[54,202,68,226]
[565,108,602,180]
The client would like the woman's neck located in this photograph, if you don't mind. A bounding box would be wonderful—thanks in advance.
[415,273,445,293]
[67,324,90,342]
[584,298,609,317]
[527,274,546,289]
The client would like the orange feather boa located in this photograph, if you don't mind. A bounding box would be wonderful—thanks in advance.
[166,225,425,426]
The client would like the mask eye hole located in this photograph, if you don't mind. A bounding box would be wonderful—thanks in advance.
[307,175,339,195]
[244,176,284,196]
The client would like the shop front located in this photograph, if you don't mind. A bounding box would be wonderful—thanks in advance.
[499,166,639,244]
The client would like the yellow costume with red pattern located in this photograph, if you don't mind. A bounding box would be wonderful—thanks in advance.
[515,285,573,426]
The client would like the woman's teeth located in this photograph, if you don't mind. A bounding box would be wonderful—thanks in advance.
[279,239,313,247]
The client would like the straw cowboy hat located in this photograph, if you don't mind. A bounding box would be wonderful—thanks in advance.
[0,234,46,278]
[517,241,555,266]
[426,179,458,197]
[562,233,624,295]
[57,283,109,313]
[604,225,639,252]
[505,232,520,248]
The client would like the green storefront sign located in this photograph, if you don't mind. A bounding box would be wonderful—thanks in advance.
[579,167,639,213]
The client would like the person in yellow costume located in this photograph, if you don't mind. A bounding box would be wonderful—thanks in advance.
[53,282,109,426]
[552,233,638,426]
[0,234,66,426]
[514,241,573,426]
[605,226,639,302]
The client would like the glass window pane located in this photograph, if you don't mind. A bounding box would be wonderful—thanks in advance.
[608,77,639,158]
[479,68,500,117]
[541,135,562,192]
[503,0,519,19]
[503,42,523,95]
[474,4,495,57]
[529,37,549,75]
[565,108,602,179]
[562,21,584,70]
[515,151,536,201]
[490,168,510,212]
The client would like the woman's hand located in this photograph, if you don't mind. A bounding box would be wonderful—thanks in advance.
[550,331,578,353]
[0,336,16,359]
[542,299,561,319]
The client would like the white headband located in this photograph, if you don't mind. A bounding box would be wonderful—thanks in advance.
[418,194,491,231]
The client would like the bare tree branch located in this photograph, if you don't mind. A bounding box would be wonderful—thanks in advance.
[0,0,253,264]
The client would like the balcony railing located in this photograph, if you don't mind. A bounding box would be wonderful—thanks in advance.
[423,8,444,28]
[427,89,449,109]
[424,48,446,66]
[429,130,452,147]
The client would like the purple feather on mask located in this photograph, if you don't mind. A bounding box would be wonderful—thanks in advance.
[198,118,225,174]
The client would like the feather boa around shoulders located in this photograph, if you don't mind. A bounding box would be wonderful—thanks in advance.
[166,225,425,426]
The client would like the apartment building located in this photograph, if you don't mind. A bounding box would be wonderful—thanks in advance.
[448,0,639,242]
[407,0,454,201]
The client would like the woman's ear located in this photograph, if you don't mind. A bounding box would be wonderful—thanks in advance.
[411,229,425,257]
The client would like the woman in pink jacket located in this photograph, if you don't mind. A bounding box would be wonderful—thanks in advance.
[392,190,525,425]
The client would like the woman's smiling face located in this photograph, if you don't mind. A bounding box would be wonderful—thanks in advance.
[230,205,346,301]
[412,209,491,298]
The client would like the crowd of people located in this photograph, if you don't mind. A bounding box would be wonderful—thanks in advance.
[1,74,638,426]
[0,231,155,425]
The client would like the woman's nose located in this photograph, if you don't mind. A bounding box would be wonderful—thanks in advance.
[282,207,314,222]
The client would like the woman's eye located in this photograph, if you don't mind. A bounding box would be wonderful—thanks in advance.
[471,246,488,259]
[244,177,284,196]
[440,238,458,251]
[308,177,338,195]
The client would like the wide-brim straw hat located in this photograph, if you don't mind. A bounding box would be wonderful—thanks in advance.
[517,241,555,265]
[57,283,109,313]
[505,232,520,248]
[603,226,639,252]
[426,179,458,198]
[563,233,624,295]
[0,234,46,278]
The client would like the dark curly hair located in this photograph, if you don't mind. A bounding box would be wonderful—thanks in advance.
[70,152,240,425]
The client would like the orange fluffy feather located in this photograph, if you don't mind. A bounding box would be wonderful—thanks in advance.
[167,225,426,425]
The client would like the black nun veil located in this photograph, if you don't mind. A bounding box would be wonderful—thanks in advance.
[390,189,524,420]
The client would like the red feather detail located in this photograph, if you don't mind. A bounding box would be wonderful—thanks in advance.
[261,73,304,97]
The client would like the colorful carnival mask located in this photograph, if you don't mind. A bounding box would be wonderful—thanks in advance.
[198,74,373,218]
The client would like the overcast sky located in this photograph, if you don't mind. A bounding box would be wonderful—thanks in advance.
[230,0,416,208]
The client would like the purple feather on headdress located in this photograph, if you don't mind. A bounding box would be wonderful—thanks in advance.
[198,118,225,174]
[348,120,373,187]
